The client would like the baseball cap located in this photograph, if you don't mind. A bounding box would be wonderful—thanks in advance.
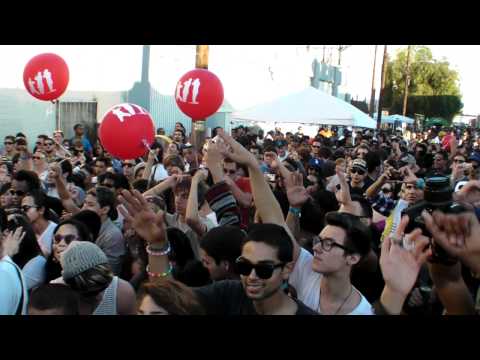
[469,152,480,163]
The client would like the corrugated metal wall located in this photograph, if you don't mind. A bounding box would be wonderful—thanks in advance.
[59,101,98,143]
[0,89,55,151]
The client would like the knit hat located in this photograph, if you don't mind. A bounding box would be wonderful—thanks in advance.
[351,158,367,172]
[62,242,108,281]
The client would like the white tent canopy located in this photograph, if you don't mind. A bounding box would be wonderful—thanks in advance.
[232,86,377,129]
[384,114,414,124]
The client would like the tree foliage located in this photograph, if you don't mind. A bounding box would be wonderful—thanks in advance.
[383,46,463,122]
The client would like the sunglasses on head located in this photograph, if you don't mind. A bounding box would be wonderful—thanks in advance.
[54,234,79,245]
[350,167,366,175]
[235,257,284,280]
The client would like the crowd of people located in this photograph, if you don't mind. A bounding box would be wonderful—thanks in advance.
[1,120,479,315]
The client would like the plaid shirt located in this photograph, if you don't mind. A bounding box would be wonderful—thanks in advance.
[370,193,396,217]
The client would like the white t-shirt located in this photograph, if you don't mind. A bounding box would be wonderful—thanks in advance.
[0,256,28,315]
[289,248,374,315]
[22,255,47,291]
[150,164,169,182]
[38,221,57,257]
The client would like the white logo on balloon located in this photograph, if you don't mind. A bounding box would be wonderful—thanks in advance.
[111,104,146,123]
[176,78,201,104]
[28,69,56,95]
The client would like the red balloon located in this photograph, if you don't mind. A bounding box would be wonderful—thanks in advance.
[175,69,224,120]
[99,103,155,160]
[23,53,69,101]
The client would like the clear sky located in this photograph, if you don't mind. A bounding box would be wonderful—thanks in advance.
[1,45,478,115]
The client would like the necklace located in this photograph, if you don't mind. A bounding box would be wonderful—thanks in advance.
[318,285,354,315]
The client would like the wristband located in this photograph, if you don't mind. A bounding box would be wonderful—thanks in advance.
[146,242,171,256]
[146,263,173,278]
[289,207,301,217]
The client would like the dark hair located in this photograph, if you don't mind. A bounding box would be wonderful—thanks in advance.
[167,227,211,287]
[244,223,293,263]
[13,170,41,191]
[114,173,131,191]
[71,210,102,242]
[73,124,84,130]
[350,194,373,219]
[436,150,449,161]
[37,134,48,141]
[365,151,382,173]
[301,190,339,236]
[248,144,263,154]
[25,189,53,221]
[58,159,73,179]
[200,226,246,266]
[9,214,41,268]
[87,186,116,220]
[137,278,205,315]
[319,147,333,160]
[5,135,15,142]
[95,157,112,168]
[29,284,80,315]
[53,218,94,243]
[164,155,185,172]
[0,182,11,196]
[132,179,149,193]
[325,212,371,259]
[150,141,165,163]
[263,145,277,154]
[16,132,26,138]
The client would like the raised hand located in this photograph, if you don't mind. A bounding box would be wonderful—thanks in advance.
[118,190,167,246]
[1,227,26,258]
[380,216,432,300]
[423,210,480,274]
[285,172,309,208]
[217,129,257,167]
[453,180,480,206]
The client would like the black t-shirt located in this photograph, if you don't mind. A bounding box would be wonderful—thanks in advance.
[194,280,318,315]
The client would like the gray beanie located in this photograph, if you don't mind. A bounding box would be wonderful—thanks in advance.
[62,242,109,281]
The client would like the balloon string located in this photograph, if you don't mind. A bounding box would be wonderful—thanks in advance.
[142,139,158,162]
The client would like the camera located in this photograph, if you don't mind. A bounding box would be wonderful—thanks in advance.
[403,176,467,265]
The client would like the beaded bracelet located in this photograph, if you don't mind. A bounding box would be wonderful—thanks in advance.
[289,207,301,217]
[146,242,171,256]
[146,263,173,278]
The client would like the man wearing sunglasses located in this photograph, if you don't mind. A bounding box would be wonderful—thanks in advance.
[348,158,369,194]
[1,136,17,161]
[43,138,58,164]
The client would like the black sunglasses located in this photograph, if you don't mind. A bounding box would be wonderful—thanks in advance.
[11,190,26,197]
[54,234,79,245]
[350,168,366,175]
[224,169,236,175]
[45,143,54,146]
[235,257,284,280]
[21,205,37,212]
[4,142,13,145]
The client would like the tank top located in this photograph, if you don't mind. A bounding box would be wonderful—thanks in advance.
[92,276,118,315]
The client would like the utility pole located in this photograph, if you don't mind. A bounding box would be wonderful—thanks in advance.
[369,45,378,118]
[376,45,388,129]
[192,45,209,149]
[402,45,412,117]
